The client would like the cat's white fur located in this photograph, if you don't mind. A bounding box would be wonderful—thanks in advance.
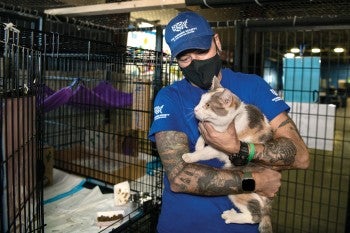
[182,77,273,233]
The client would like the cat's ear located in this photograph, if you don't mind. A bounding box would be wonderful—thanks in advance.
[220,89,233,106]
[210,76,222,90]
[221,89,241,109]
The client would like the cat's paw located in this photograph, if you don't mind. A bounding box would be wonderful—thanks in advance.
[221,209,238,224]
[182,153,194,163]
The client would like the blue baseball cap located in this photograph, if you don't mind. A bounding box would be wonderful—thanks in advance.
[165,12,214,58]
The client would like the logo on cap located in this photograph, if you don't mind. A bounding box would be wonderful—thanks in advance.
[172,19,188,32]
[170,19,198,43]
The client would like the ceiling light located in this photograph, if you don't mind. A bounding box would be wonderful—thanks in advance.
[138,22,154,28]
[290,47,300,53]
[284,53,295,58]
[311,48,321,53]
[333,47,344,53]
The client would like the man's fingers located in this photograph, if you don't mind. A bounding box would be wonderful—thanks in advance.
[199,122,212,135]
[198,122,205,134]
[227,120,236,134]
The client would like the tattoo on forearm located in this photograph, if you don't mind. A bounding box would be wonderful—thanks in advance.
[263,138,296,165]
[198,172,240,195]
[155,131,242,195]
[255,117,300,167]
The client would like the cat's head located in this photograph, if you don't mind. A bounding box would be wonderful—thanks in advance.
[194,79,242,126]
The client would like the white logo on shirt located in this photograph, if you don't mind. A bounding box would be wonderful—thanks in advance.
[270,89,278,96]
[270,89,283,102]
[154,105,170,120]
[154,105,164,114]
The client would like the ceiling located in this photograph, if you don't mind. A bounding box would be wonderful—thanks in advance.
[1,0,350,29]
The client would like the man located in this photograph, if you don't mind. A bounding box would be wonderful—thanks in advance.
[148,11,309,233]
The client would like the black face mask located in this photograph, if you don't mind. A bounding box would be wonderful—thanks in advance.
[181,54,222,90]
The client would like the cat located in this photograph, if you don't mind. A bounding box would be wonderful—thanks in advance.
[182,76,274,233]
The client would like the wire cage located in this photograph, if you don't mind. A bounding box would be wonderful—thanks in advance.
[0,20,168,232]
[1,24,44,232]
[40,35,167,232]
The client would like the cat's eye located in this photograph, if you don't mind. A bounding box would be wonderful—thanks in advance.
[205,103,210,108]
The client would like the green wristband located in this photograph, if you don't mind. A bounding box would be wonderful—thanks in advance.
[247,143,255,162]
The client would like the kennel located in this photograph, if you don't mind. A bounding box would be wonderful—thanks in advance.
[1,22,44,232]
[0,19,169,232]
[40,32,168,232]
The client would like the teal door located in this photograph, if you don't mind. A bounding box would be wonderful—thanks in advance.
[283,57,321,103]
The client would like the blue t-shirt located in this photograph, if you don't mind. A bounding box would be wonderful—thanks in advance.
[148,68,290,233]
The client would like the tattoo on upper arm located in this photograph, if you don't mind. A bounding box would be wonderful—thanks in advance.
[277,118,291,128]
[155,131,188,175]
[277,117,303,140]
[155,131,188,155]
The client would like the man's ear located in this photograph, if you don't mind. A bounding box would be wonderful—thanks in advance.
[213,34,222,53]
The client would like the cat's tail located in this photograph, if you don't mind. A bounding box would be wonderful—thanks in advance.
[258,198,273,233]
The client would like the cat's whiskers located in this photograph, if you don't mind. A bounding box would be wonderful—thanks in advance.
[184,107,195,119]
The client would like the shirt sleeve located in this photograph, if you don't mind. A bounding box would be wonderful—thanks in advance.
[251,75,290,121]
[148,87,185,142]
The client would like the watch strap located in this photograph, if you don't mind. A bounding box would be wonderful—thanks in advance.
[228,141,249,166]
[243,171,253,179]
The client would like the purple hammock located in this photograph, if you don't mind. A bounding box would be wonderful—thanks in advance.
[92,81,133,108]
[42,86,74,112]
[36,84,55,101]
[42,81,132,112]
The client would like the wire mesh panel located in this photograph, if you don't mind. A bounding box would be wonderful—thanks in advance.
[207,20,350,233]
[0,17,167,231]
[0,24,44,232]
[37,30,166,232]
[238,26,350,233]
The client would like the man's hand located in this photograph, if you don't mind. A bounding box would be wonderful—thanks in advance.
[198,121,240,154]
[252,168,281,198]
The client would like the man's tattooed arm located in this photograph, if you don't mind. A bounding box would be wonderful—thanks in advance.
[155,131,242,195]
[253,112,310,170]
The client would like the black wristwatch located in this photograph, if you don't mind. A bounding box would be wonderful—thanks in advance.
[242,171,255,192]
[228,141,249,166]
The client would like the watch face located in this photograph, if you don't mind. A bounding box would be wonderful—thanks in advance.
[242,178,255,192]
